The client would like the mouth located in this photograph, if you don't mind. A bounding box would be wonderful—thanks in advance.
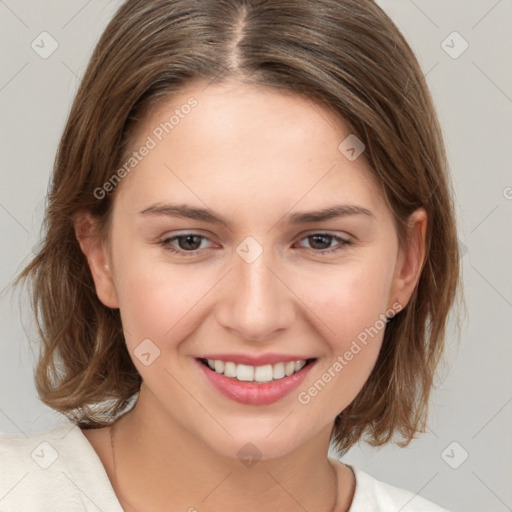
[197,357,316,383]
[195,357,317,405]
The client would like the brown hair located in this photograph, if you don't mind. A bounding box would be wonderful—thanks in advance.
[13,0,461,454]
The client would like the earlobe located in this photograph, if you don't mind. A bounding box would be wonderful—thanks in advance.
[74,212,119,309]
[390,208,427,310]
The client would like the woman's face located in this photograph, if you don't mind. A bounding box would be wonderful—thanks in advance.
[84,79,424,459]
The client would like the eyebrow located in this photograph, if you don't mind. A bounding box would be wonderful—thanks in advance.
[138,203,374,227]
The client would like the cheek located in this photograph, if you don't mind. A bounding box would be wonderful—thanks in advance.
[296,255,395,346]
[291,255,395,410]
[111,244,201,346]
[112,264,214,384]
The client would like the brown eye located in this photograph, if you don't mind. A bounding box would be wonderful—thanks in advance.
[158,233,213,256]
[295,233,351,254]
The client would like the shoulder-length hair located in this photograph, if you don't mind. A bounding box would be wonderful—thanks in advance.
[14,0,460,454]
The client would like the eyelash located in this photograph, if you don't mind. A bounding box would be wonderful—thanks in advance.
[157,232,352,257]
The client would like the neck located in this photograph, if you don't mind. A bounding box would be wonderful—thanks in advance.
[107,386,347,512]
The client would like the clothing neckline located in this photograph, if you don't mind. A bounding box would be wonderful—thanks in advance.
[67,423,365,511]
[63,424,125,511]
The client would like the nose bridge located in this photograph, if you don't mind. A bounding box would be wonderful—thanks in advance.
[216,236,295,341]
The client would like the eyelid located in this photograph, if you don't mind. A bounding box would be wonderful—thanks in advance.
[299,229,352,239]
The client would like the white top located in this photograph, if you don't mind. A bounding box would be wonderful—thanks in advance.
[0,423,451,511]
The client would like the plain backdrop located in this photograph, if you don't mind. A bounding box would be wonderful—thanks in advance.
[1,1,511,511]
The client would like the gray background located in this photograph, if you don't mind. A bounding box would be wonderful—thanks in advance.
[1,1,511,511]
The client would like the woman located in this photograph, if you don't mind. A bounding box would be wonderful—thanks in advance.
[1,1,460,510]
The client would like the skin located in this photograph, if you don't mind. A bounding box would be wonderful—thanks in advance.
[76,78,427,512]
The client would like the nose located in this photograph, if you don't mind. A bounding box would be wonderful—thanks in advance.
[215,242,296,342]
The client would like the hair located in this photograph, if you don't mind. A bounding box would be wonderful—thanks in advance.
[13,0,461,454]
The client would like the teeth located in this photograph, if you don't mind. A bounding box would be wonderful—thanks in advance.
[285,361,296,376]
[295,360,306,372]
[204,359,309,382]
[273,362,285,379]
[236,364,254,382]
[254,364,273,382]
[224,361,237,378]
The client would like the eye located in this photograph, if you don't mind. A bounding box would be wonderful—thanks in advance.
[158,233,214,256]
[294,232,352,254]
[157,231,352,257]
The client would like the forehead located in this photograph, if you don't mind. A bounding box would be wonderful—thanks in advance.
[114,79,388,223]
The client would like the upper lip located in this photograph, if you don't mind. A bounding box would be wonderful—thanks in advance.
[198,353,315,366]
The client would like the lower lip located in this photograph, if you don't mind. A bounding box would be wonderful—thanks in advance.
[195,358,316,406]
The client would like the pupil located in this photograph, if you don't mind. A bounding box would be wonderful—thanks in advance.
[181,235,201,250]
[310,235,330,249]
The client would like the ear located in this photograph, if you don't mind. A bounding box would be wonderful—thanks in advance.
[388,208,427,311]
[74,212,119,309]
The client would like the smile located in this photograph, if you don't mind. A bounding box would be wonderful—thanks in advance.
[200,358,313,383]
[196,357,316,405]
